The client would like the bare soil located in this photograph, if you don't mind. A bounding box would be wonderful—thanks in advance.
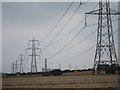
[2,75,119,88]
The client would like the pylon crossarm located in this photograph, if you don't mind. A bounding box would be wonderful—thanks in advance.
[85,8,120,15]
[85,9,99,15]
[26,38,41,73]
[35,47,42,53]
[110,8,120,15]
[26,48,32,50]
[96,60,117,64]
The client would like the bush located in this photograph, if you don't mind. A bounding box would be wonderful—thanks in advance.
[42,72,50,76]
[97,64,119,74]
[50,69,62,76]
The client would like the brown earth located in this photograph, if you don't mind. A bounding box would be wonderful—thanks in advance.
[2,74,119,89]
[63,71,93,76]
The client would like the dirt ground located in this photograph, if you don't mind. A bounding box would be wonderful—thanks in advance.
[2,75,119,88]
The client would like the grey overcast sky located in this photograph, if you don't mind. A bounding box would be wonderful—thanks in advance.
[0,1,1,72]
[2,2,118,73]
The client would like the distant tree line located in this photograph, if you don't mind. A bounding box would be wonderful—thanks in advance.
[3,68,93,77]
[2,65,120,77]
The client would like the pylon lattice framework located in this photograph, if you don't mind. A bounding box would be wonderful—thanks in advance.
[86,0,120,74]
[26,38,42,73]
[18,54,24,73]
[11,62,15,74]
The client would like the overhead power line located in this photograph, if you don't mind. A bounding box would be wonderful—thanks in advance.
[62,15,118,52]
[41,24,96,56]
[61,28,97,52]
[43,3,99,50]
[43,15,117,55]
[41,24,97,56]
[51,15,89,44]
[59,45,95,64]
[39,1,74,43]
[48,26,87,61]
[49,29,118,65]
[42,4,99,61]
[43,2,84,51]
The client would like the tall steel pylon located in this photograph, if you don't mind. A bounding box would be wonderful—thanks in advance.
[11,62,15,74]
[69,64,71,70]
[15,60,18,73]
[26,38,42,73]
[45,58,47,72]
[85,0,120,75]
[11,60,18,74]
[59,64,61,70]
[18,54,24,73]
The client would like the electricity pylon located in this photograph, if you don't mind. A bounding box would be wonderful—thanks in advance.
[45,58,47,72]
[26,38,42,73]
[18,54,24,73]
[11,60,18,74]
[69,64,71,70]
[85,0,120,75]
[59,64,61,70]
[11,62,15,74]
[15,60,18,73]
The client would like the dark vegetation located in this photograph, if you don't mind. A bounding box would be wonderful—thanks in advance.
[97,64,119,74]
[3,68,93,77]
[2,64,120,77]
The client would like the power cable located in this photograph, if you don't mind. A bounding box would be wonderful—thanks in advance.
[43,2,84,51]
[49,29,119,65]
[39,1,75,43]
[48,26,86,61]
[43,14,117,55]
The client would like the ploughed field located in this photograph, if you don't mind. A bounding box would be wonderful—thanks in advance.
[2,75,119,88]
